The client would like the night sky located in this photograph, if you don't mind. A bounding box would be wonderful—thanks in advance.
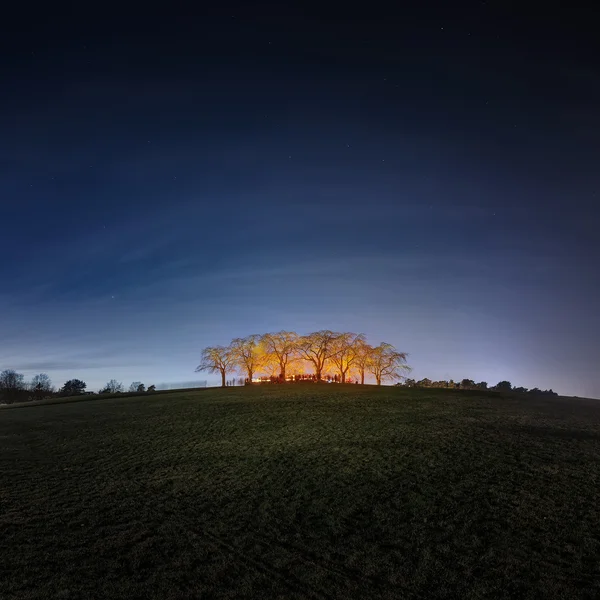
[1,5,598,396]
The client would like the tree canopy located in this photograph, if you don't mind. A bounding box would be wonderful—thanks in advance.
[330,333,365,384]
[229,335,264,383]
[60,379,87,396]
[261,331,299,381]
[196,345,235,388]
[0,369,25,392]
[367,343,410,386]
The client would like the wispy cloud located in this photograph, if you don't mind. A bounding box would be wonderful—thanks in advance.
[14,360,117,372]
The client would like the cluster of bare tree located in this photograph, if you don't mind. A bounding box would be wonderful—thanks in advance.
[0,370,54,403]
[195,330,410,387]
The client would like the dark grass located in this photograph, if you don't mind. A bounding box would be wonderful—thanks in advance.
[1,385,599,599]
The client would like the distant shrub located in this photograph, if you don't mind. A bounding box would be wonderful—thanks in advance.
[494,381,512,392]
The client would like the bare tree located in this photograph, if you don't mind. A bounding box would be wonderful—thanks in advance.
[261,331,299,381]
[367,343,410,385]
[297,330,341,381]
[0,369,25,403]
[129,381,145,393]
[196,345,234,388]
[0,369,24,391]
[353,340,374,385]
[330,332,365,383]
[230,335,264,383]
[100,379,124,394]
[30,373,54,399]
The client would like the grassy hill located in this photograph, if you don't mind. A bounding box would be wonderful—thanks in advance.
[1,385,599,599]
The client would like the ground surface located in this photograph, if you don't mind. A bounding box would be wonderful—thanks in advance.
[1,385,599,599]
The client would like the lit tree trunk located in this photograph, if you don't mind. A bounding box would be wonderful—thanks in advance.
[360,369,365,385]
[247,368,253,383]
[341,370,346,384]
[376,375,382,385]
[280,364,286,382]
[220,369,226,388]
[315,367,322,381]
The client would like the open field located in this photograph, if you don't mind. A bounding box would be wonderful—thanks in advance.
[1,385,599,599]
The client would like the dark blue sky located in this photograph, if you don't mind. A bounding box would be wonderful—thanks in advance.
[1,5,599,395]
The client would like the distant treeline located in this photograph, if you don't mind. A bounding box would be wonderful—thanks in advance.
[402,378,558,396]
[0,371,159,405]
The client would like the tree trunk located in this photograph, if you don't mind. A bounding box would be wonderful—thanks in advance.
[280,364,286,382]
[247,369,253,383]
[315,368,322,381]
[221,370,226,388]
[360,370,365,385]
[341,371,346,384]
[376,376,381,385]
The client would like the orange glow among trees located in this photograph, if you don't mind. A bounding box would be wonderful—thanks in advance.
[261,331,299,381]
[196,331,410,386]
[330,332,365,383]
